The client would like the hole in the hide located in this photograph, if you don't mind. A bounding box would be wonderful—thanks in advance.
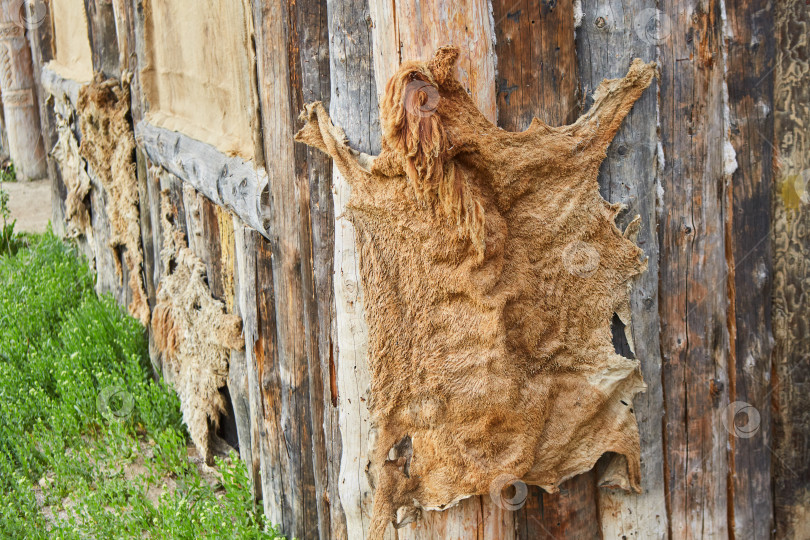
[620,399,629,406]
[610,313,634,359]
[387,435,413,478]
[215,385,239,452]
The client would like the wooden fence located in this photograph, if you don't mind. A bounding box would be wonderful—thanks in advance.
[4,0,807,537]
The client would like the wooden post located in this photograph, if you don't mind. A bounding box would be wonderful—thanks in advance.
[575,0,668,537]
[658,0,731,536]
[325,0,379,536]
[365,2,506,538]
[772,0,810,538]
[0,0,46,180]
[83,0,120,79]
[725,0,775,537]
[251,0,330,537]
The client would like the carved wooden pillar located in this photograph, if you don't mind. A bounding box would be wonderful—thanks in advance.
[0,0,46,180]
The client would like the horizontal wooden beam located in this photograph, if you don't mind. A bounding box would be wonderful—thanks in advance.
[135,121,270,240]
[41,65,82,107]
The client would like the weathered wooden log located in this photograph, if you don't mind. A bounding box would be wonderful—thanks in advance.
[83,0,120,79]
[575,0,668,537]
[0,0,46,179]
[135,121,270,240]
[725,0,775,537]
[233,218,264,500]
[772,0,810,538]
[251,0,327,537]
[325,0,379,536]
[492,1,606,537]
[658,0,731,536]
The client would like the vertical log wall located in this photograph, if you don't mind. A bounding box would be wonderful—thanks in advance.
[19,0,808,538]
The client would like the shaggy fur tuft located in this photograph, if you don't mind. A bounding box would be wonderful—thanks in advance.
[77,75,150,325]
[380,48,486,258]
[153,188,244,463]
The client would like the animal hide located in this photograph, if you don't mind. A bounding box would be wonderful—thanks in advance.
[78,75,150,326]
[50,91,92,240]
[152,188,244,463]
[295,46,656,537]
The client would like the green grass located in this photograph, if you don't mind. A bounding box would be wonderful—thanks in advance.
[0,230,281,539]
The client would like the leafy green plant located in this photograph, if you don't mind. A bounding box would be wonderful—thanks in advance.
[0,232,281,539]
[0,160,16,183]
[0,176,27,256]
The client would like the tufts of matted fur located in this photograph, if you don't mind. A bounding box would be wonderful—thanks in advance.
[77,75,150,325]
[153,189,244,463]
[296,46,657,537]
[50,92,92,239]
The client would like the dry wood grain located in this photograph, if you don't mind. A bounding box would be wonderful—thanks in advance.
[233,219,264,499]
[369,0,496,123]
[83,0,119,78]
[325,0,380,537]
[26,0,66,230]
[575,0,668,537]
[724,0,775,537]
[772,0,810,538]
[252,0,322,536]
[658,0,731,537]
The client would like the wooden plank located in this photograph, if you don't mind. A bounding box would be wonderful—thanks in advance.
[324,0,380,537]
[724,1,775,538]
[87,166,129,305]
[658,0,730,537]
[284,0,337,536]
[0,1,47,179]
[233,219,263,499]
[253,234,289,529]
[772,0,810,538]
[574,0,668,537]
[135,121,271,239]
[251,0,321,536]
[369,0,497,123]
[493,0,580,130]
[83,0,120,78]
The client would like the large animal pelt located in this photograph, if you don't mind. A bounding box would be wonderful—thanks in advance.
[295,46,656,536]
[77,75,150,326]
[152,189,244,463]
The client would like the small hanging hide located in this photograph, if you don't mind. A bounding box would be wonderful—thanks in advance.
[296,46,656,537]
[78,75,150,326]
[152,188,244,463]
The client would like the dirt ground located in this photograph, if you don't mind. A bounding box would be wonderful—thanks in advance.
[3,179,52,233]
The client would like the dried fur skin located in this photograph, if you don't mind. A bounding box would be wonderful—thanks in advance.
[153,190,244,463]
[296,47,656,537]
[77,75,150,326]
[50,92,92,239]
